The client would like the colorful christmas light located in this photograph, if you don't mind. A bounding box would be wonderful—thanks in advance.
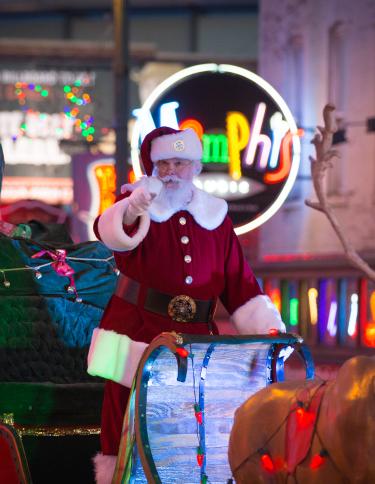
[1,250,116,303]
[259,449,275,473]
[310,449,328,470]
[14,82,49,108]
[295,402,315,429]
[194,404,203,425]
[175,347,189,358]
[63,81,95,142]
[196,447,204,467]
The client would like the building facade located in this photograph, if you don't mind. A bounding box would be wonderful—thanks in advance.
[258,0,375,257]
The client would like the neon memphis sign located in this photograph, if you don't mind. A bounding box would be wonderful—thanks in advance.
[131,64,302,234]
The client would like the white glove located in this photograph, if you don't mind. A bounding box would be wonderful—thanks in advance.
[129,186,153,215]
[122,176,163,225]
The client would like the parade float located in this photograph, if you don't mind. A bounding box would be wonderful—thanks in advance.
[0,57,374,483]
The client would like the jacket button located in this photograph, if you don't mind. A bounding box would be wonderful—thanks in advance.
[181,236,189,244]
[184,255,192,263]
[185,276,193,284]
[179,217,187,225]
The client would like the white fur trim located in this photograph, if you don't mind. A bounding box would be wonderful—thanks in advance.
[93,453,116,484]
[150,128,202,162]
[97,197,150,251]
[87,328,148,387]
[149,186,228,230]
[231,295,286,334]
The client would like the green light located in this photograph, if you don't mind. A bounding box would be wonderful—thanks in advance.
[41,90,48,97]
[82,129,89,136]
[289,298,299,326]
[35,85,42,92]
[88,127,95,134]
[63,85,71,93]
[202,134,229,163]
[74,79,82,86]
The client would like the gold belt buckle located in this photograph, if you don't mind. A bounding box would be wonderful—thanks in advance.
[168,295,197,322]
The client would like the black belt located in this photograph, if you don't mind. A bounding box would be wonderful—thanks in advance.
[114,274,216,324]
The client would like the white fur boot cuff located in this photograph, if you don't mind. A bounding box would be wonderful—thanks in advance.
[93,452,117,484]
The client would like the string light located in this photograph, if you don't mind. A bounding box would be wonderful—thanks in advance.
[196,447,204,467]
[63,81,95,142]
[0,251,116,302]
[194,404,203,425]
[258,449,275,473]
[1,271,10,287]
[231,382,332,480]
[295,401,315,429]
[189,343,214,482]
[175,347,189,358]
[14,82,49,108]
[34,270,42,279]
[310,449,328,470]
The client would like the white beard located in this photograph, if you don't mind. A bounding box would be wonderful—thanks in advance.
[156,175,194,211]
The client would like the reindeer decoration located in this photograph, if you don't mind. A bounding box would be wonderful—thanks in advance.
[228,105,375,483]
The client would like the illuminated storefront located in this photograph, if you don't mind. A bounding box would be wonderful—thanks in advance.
[0,68,96,210]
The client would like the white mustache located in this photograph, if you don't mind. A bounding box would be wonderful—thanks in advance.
[159,175,181,183]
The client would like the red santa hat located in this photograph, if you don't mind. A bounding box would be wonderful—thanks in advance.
[140,126,203,176]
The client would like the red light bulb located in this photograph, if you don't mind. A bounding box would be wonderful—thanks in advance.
[260,453,275,473]
[196,447,204,467]
[310,449,328,470]
[176,347,189,358]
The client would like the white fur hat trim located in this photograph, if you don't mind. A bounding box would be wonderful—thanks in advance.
[150,128,202,162]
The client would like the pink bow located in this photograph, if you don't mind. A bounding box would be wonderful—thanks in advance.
[32,249,78,297]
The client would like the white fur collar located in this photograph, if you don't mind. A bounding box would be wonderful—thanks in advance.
[149,186,228,230]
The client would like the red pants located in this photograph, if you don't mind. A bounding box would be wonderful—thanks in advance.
[101,381,130,455]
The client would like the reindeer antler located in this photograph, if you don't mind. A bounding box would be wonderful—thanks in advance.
[305,104,375,282]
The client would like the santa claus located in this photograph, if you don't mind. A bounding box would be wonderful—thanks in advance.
[87,126,285,483]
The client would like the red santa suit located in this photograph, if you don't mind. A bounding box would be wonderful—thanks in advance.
[87,127,285,483]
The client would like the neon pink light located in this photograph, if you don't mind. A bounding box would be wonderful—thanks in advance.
[243,102,271,169]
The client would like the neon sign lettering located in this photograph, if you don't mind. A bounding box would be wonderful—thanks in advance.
[130,63,302,234]
[202,134,228,164]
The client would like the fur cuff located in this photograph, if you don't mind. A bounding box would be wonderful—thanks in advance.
[97,197,150,251]
[93,453,116,484]
[231,295,286,334]
[87,328,148,387]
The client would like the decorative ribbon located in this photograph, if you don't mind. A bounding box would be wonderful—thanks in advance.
[32,249,79,299]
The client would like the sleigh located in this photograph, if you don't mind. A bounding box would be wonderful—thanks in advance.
[113,332,314,484]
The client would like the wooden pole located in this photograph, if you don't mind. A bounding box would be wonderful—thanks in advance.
[113,0,129,195]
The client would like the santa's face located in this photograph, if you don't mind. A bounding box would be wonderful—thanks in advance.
[155,158,194,189]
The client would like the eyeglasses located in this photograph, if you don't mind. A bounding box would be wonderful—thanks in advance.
[156,159,192,172]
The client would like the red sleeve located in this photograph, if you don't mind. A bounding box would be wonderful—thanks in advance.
[219,217,263,315]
